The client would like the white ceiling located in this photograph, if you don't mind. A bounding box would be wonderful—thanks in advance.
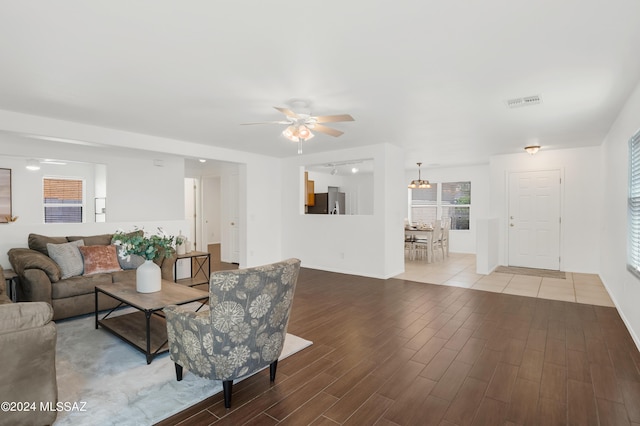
[1,1,639,168]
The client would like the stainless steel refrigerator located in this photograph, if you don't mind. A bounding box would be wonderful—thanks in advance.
[307,187,345,214]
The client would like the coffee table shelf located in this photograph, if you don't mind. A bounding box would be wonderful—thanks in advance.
[95,279,208,364]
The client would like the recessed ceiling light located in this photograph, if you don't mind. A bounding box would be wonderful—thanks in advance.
[199,159,206,163]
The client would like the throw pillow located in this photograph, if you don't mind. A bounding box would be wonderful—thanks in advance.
[47,240,85,279]
[78,245,123,276]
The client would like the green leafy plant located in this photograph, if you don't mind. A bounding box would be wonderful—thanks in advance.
[112,227,176,261]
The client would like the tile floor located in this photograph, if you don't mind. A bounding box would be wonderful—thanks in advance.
[394,252,615,307]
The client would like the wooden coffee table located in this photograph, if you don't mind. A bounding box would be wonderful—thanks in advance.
[95,279,208,364]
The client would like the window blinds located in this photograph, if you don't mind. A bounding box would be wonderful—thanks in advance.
[43,178,83,223]
[628,130,640,278]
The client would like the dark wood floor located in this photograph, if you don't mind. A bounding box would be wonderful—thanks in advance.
[156,267,640,425]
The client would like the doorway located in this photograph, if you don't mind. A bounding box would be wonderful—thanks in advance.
[184,159,241,265]
[507,170,561,270]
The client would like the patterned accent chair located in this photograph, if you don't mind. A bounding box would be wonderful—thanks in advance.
[164,258,301,408]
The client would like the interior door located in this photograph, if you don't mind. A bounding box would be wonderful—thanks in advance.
[508,170,561,270]
[221,169,240,264]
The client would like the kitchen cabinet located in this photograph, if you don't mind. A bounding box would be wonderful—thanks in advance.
[305,171,315,206]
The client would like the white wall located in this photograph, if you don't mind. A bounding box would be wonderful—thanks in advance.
[600,80,640,348]
[282,143,404,279]
[489,146,603,273]
[405,164,490,254]
[0,109,284,270]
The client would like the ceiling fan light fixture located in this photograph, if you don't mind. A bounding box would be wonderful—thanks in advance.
[283,126,299,142]
[408,162,430,189]
[298,125,311,139]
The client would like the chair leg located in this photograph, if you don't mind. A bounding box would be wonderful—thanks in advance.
[223,380,233,408]
[270,360,278,382]
[175,363,183,381]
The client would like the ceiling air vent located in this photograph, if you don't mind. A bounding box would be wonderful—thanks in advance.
[505,95,542,109]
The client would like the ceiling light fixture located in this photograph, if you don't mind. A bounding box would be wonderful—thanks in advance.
[282,125,315,154]
[198,159,206,163]
[351,167,359,174]
[330,167,338,175]
[408,162,431,189]
[26,159,40,171]
[524,145,541,155]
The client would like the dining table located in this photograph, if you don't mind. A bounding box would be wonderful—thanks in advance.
[404,227,434,262]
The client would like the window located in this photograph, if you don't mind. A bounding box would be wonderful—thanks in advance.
[43,178,84,223]
[628,130,640,278]
[409,181,471,230]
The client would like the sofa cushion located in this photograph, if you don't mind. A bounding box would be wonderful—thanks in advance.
[47,240,85,279]
[28,233,68,256]
[78,245,123,276]
[67,233,113,246]
[51,273,113,299]
[111,269,137,282]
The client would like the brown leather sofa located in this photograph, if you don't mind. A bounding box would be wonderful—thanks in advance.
[8,233,176,320]
[0,266,58,426]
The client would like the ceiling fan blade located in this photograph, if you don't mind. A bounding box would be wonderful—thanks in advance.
[240,121,290,125]
[274,107,300,119]
[313,124,344,137]
[314,114,355,123]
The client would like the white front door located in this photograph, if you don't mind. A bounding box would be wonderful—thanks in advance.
[508,170,561,270]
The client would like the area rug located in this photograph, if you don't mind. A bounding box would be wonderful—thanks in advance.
[494,265,566,279]
[53,311,312,426]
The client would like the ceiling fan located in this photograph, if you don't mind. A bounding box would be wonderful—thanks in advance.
[242,106,355,154]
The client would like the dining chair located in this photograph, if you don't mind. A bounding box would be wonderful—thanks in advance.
[431,220,445,261]
[441,217,451,257]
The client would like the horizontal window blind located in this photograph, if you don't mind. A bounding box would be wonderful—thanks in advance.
[629,130,640,278]
[43,178,84,223]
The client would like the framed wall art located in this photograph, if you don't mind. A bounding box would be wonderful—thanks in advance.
[0,168,11,223]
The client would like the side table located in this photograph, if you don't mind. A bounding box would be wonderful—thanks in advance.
[174,251,211,288]
[4,269,18,302]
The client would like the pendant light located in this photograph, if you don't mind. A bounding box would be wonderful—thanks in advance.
[408,162,431,189]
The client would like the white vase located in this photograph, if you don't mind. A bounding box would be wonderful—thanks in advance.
[136,260,162,293]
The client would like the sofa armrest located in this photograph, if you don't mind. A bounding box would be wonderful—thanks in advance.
[8,248,61,283]
[0,302,54,334]
[0,302,57,425]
